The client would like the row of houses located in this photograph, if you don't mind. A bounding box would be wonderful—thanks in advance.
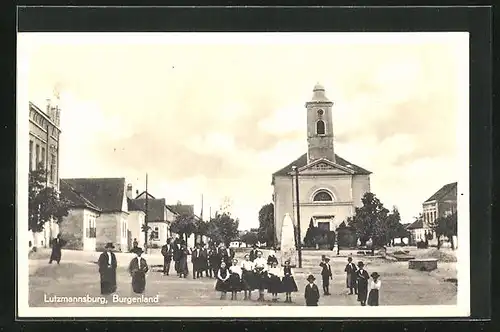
[406,181,458,246]
[57,178,200,252]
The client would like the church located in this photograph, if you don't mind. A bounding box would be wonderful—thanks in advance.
[271,84,372,247]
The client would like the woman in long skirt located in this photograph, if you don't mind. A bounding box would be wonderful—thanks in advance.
[281,260,298,303]
[266,261,284,302]
[253,251,268,301]
[228,258,243,300]
[179,244,190,278]
[367,272,381,306]
[240,254,255,300]
[215,261,230,299]
[128,247,149,294]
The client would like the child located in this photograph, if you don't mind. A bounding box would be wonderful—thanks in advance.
[281,260,298,303]
[367,272,381,306]
[267,261,284,302]
[228,258,243,300]
[319,256,333,295]
[240,254,255,300]
[215,261,230,300]
[127,247,149,294]
[356,261,370,306]
[304,274,320,306]
[253,250,268,301]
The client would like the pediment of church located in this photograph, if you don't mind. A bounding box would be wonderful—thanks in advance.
[298,159,355,175]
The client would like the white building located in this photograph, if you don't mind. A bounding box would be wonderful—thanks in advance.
[272,84,372,247]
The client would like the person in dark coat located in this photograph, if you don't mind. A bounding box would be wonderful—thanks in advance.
[173,238,182,276]
[208,245,219,278]
[191,243,206,279]
[49,234,66,264]
[128,247,149,294]
[131,238,139,253]
[356,261,370,306]
[319,256,333,295]
[161,238,174,276]
[215,261,230,300]
[249,245,259,262]
[178,242,190,278]
[344,256,358,295]
[367,272,381,306]
[98,242,117,295]
[304,274,320,306]
[281,260,298,303]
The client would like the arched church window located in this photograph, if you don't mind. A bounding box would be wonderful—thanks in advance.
[316,120,325,135]
[313,190,333,202]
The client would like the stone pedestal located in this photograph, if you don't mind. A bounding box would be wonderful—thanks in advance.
[409,258,438,271]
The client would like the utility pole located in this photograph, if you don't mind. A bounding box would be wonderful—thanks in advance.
[292,166,302,268]
[144,173,149,253]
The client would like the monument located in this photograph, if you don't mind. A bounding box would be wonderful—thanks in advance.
[279,213,298,267]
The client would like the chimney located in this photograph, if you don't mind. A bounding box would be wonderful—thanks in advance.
[126,184,133,199]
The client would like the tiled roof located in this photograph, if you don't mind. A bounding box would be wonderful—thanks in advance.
[424,182,458,203]
[132,198,167,222]
[167,204,195,216]
[60,180,102,212]
[271,153,371,184]
[127,198,144,212]
[406,219,424,230]
[61,178,126,212]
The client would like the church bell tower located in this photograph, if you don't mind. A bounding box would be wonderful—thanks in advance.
[305,83,335,163]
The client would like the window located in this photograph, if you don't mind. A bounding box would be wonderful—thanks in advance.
[41,147,46,168]
[313,190,333,202]
[86,216,96,238]
[433,211,437,221]
[316,120,325,135]
[35,144,40,169]
[122,220,127,238]
[317,109,324,116]
[29,141,33,171]
[50,154,56,182]
[153,226,159,240]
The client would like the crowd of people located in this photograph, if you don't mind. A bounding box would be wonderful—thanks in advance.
[64,235,382,306]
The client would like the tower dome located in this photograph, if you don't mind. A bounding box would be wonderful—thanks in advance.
[310,83,331,103]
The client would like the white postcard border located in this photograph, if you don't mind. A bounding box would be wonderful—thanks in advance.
[17,32,470,318]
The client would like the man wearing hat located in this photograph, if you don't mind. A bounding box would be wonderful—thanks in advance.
[344,256,358,295]
[319,256,332,295]
[128,247,149,294]
[304,274,320,306]
[356,261,370,306]
[98,243,118,295]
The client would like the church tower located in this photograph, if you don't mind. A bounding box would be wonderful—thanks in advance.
[305,83,335,163]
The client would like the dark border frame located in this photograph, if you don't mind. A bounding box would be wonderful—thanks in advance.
[6,5,492,328]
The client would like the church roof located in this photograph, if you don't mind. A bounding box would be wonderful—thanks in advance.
[271,153,371,184]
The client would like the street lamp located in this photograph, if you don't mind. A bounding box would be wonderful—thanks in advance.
[291,165,303,268]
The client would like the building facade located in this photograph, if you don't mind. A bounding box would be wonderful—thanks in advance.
[29,99,62,249]
[272,84,372,247]
[61,178,130,251]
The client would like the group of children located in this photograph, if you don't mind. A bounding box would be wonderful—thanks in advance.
[215,250,299,303]
[214,250,382,306]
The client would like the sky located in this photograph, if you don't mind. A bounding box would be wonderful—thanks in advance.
[19,32,469,230]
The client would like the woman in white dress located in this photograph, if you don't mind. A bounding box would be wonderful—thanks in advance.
[367,272,381,306]
[253,251,268,301]
[228,258,243,300]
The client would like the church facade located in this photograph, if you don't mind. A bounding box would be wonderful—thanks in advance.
[272,84,371,247]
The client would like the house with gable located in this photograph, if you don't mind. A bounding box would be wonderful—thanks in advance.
[59,179,101,251]
[131,189,179,247]
[60,178,130,251]
[272,84,372,247]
